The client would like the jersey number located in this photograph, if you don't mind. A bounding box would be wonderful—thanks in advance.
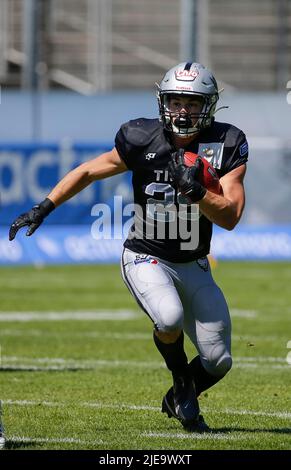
[145,182,199,221]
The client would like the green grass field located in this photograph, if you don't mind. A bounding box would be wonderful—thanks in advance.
[0,262,290,450]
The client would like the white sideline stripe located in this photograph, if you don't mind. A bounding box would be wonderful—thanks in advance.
[3,400,291,420]
[9,435,103,445]
[0,310,140,322]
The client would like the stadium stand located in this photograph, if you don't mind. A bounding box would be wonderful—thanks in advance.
[1,0,290,91]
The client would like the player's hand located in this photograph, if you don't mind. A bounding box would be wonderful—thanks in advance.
[168,149,207,202]
[9,198,55,241]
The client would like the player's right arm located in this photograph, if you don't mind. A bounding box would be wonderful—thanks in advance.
[9,148,127,240]
[47,147,127,207]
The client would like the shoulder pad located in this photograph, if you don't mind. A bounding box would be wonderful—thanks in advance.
[120,118,161,147]
[213,121,245,147]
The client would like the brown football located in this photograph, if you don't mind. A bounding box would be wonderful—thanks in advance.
[184,151,222,195]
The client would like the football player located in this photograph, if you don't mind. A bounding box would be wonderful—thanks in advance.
[9,62,248,433]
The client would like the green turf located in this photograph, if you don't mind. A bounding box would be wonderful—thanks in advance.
[0,262,290,450]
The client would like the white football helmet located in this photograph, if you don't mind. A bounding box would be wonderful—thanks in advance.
[157,62,219,137]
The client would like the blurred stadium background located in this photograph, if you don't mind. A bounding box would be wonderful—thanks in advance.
[0,0,291,264]
[1,0,291,452]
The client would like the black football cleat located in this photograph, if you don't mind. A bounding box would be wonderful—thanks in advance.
[162,377,199,424]
[173,374,200,423]
[162,381,199,426]
[162,384,211,433]
[184,414,212,433]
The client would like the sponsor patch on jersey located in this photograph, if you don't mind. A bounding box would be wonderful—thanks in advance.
[134,254,158,265]
[198,143,224,169]
[239,141,248,157]
[175,69,199,81]
[196,257,209,271]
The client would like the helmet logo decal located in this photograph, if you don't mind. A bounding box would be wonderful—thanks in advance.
[175,69,199,81]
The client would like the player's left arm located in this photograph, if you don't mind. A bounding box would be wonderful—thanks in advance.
[198,164,246,230]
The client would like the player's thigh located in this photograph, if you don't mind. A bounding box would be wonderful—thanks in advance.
[121,249,184,331]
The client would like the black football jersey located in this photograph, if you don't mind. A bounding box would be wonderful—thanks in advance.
[115,118,248,262]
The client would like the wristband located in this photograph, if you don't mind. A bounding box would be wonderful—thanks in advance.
[35,198,56,217]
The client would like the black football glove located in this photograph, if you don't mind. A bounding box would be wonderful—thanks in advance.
[9,198,55,241]
[168,149,207,203]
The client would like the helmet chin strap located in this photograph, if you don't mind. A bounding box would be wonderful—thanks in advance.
[174,132,198,139]
[172,115,199,137]
[173,115,192,128]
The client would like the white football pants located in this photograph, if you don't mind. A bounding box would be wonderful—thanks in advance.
[121,247,232,377]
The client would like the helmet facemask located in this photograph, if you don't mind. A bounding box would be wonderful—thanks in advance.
[157,90,218,138]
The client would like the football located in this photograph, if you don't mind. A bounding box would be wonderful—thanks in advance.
[184,151,222,195]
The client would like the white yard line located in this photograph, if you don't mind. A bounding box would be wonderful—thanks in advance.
[232,334,283,342]
[1,363,288,371]
[142,432,246,441]
[0,329,43,336]
[3,399,159,411]
[4,399,63,407]
[0,365,93,371]
[0,329,151,340]
[3,400,291,420]
[234,364,289,370]
[1,356,163,369]
[230,309,257,318]
[0,329,284,343]
[84,402,159,411]
[0,310,140,322]
[1,355,289,370]
[218,408,291,420]
[0,308,256,322]
[8,435,103,445]
[234,357,287,363]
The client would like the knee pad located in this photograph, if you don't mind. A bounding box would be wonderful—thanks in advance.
[214,354,232,377]
[156,294,184,332]
[201,346,232,377]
